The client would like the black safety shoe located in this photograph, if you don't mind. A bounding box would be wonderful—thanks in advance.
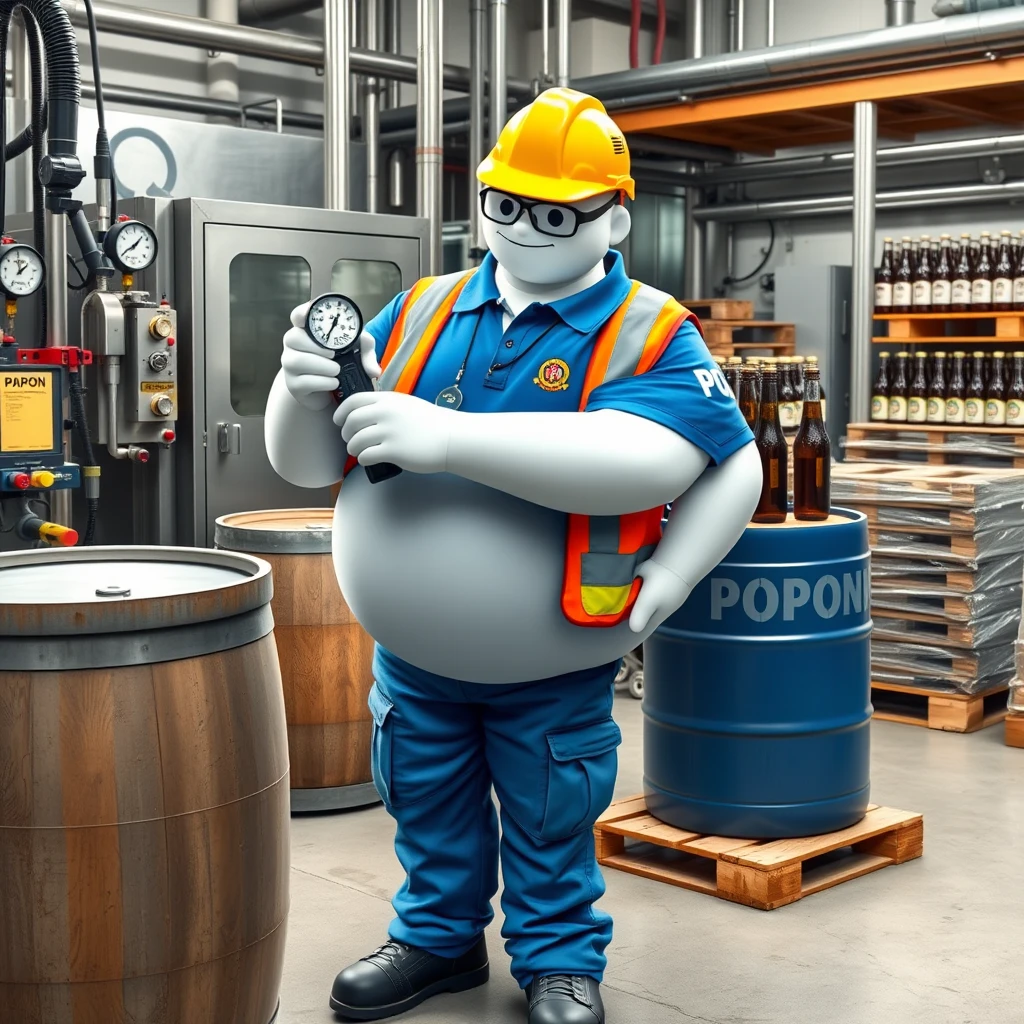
[527,975,605,1024]
[329,936,489,1021]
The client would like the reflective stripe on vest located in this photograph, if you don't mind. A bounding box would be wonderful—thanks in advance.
[345,266,699,628]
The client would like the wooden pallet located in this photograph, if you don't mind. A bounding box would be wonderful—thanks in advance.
[867,527,984,558]
[703,320,796,358]
[871,679,1009,732]
[595,796,923,911]
[874,310,1024,343]
[872,610,988,646]
[1006,712,1024,748]
[682,298,754,321]
[832,462,1024,508]
[843,424,1024,468]
[856,503,980,534]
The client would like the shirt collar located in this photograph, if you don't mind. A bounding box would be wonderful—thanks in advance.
[452,250,633,333]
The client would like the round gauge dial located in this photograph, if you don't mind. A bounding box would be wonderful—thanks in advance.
[0,243,44,298]
[105,219,158,273]
[305,293,363,351]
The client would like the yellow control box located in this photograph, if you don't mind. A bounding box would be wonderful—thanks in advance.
[0,368,56,454]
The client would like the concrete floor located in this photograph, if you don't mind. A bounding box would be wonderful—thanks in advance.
[280,695,1024,1024]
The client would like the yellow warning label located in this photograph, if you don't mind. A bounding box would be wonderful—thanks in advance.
[141,382,175,393]
[0,370,54,453]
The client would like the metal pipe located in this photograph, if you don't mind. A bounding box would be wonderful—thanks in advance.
[385,0,400,108]
[935,0,1024,15]
[692,177,1024,221]
[46,211,72,527]
[684,186,705,298]
[363,0,381,212]
[418,0,444,273]
[469,0,486,254]
[239,0,321,20]
[9,11,31,210]
[557,0,571,86]
[576,6,1024,103]
[489,0,508,148]
[388,149,404,207]
[687,0,704,59]
[542,0,551,83]
[324,0,350,210]
[629,134,736,161]
[767,0,775,45]
[886,0,916,25]
[736,0,745,51]
[851,101,876,426]
[207,0,241,104]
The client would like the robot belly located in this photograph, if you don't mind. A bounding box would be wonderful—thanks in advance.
[333,471,648,683]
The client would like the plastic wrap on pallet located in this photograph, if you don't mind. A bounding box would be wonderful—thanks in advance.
[1010,642,1024,711]
[870,556,1021,592]
[832,465,1024,509]
[850,504,1024,532]
[840,433,1024,460]
[873,602,1022,650]
[871,639,1014,687]
[872,584,1021,622]
[871,526,1024,563]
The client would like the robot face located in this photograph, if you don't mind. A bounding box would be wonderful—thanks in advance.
[480,188,631,287]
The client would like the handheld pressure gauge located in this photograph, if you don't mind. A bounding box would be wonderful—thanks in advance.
[0,242,44,298]
[305,292,401,485]
[104,218,158,274]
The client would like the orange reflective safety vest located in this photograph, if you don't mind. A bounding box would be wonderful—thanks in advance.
[343,269,700,628]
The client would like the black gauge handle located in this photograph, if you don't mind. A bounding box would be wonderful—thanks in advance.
[332,345,402,485]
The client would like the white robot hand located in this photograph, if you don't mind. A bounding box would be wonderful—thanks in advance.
[281,302,381,411]
[629,558,693,634]
[336,391,452,474]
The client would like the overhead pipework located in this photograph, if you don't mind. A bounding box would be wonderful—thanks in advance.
[418,0,443,273]
[323,0,349,210]
[207,0,240,104]
[934,0,1024,13]
[886,0,916,24]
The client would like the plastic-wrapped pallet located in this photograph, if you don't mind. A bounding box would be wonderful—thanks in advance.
[832,463,1024,699]
[1011,580,1024,715]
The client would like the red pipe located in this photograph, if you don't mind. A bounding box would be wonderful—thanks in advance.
[654,0,667,65]
[629,0,641,68]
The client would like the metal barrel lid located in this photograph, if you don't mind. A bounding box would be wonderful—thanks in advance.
[215,508,334,555]
[0,545,273,637]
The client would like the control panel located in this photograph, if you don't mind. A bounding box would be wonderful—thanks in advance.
[125,296,178,431]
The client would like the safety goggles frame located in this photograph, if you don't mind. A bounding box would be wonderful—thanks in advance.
[479,188,621,239]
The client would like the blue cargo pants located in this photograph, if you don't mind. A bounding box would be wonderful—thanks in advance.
[368,645,622,988]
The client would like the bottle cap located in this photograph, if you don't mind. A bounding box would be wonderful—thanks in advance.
[973,350,985,356]
[884,236,893,242]
[897,350,911,356]
[941,234,951,240]
[934,351,946,358]
[993,350,1006,357]
[1014,350,1024,356]
[920,234,931,240]
[902,235,912,241]
[806,355,819,362]
[953,350,966,356]
[879,351,890,357]
[1002,230,1012,236]
[915,351,928,357]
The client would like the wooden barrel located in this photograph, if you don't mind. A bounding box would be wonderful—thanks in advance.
[215,510,378,812]
[0,546,288,1024]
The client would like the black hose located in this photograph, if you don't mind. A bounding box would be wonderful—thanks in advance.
[68,369,98,546]
[81,0,114,221]
[724,221,777,287]
[24,9,45,339]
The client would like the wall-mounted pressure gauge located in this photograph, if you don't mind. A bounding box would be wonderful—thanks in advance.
[0,242,44,298]
[104,219,158,274]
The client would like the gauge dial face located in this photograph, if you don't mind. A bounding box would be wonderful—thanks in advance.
[306,293,363,351]
[0,244,44,298]
[111,220,157,272]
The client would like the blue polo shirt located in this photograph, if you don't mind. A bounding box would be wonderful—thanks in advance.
[364,251,752,465]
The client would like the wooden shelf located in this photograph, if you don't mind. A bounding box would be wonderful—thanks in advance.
[874,313,1024,320]
[612,56,1024,155]
[847,422,1024,436]
[873,337,1024,344]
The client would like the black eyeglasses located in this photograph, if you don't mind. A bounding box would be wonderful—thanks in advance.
[479,188,620,239]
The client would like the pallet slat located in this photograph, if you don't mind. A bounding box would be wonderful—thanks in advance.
[595,797,923,911]
[1006,712,1024,748]
[871,679,1009,732]
[682,298,754,321]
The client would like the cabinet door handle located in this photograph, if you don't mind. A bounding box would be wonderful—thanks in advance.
[217,422,242,455]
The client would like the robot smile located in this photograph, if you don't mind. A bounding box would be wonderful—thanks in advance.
[497,231,555,249]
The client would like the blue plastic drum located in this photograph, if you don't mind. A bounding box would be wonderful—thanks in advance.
[643,508,872,839]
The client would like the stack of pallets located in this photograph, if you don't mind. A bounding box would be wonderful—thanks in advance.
[832,463,1024,732]
[1008,578,1024,748]
[683,299,796,359]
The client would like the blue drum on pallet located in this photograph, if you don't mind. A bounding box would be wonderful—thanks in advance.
[643,508,872,839]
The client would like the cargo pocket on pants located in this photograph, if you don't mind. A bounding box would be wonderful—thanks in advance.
[540,718,622,843]
[368,683,394,808]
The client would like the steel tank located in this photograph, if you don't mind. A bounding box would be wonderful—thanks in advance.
[0,547,288,1024]
[643,509,872,839]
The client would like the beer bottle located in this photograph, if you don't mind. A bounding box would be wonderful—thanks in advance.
[893,236,914,314]
[946,350,967,424]
[908,351,929,423]
[972,233,994,312]
[994,231,1015,311]
[753,365,788,524]
[913,235,933,314]
[778,357,798,430]
[927,352,947,424]
[792,355,805,422]
[726,356,742,399]
[793,365,831,522]
[965,350,987,425]
[1015,232,1022,265]
[985,350,1008,425]
[1007,351,1024,426]
[738,364,759,430]
[1014,237,1024,312]
[875,238,895,313]
[889,351,910,422]
[952,234,973,312]
[871,351,891,422]
[932,235,953,312]
[806,355,826,422]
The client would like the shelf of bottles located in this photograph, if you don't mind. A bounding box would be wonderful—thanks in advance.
[713,354,832,523]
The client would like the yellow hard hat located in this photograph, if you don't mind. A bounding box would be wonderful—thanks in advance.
[477,88,635,204]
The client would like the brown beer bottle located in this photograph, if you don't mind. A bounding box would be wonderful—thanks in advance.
[932,235,953,312]
[985,351,1008,425]
[753,365,788,524]
[952,234,973,312]
[871,352,891,422]
[726,356,742,399]
[965,350,987,425]
[1007,351,1024,427]
[875,238,895,313]
[893,237,914,314]
[889,351,910,422]
[972,233,994,312]
[927,352,947,424]
[793,365,830,522]
[912,235,933,314]
[994,231,1015,312]
[946,351,967,424]
[806,355,826,422]
[738,364,759,429]
[778,357,798,430]
[908,351,929,423]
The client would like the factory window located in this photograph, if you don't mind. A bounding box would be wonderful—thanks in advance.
[331,259,403,323]
[229,253,311,417]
